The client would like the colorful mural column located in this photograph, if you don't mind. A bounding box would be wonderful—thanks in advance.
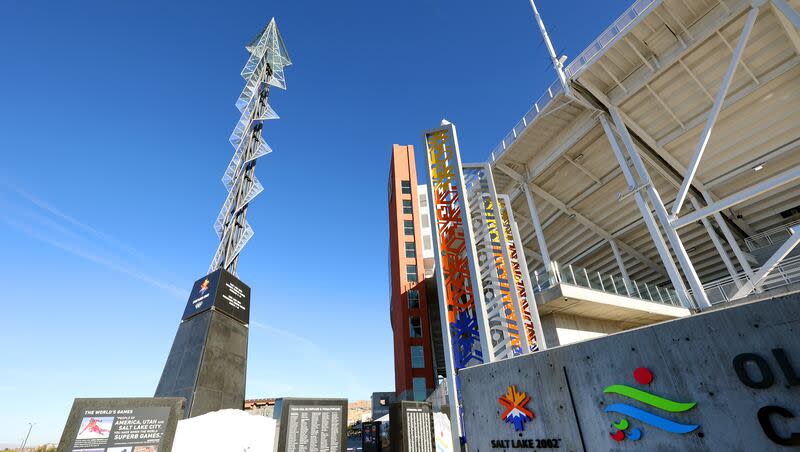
[462,164,529,359]
[424,121,494,446]
[498,193,546,352]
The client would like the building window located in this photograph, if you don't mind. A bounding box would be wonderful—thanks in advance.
[423,235,432,251]
[403,199,413,214]
[406,264,418,283]
[411,346,425,368]
[401,180,412,194]
[408,289,420,309]
[404,220,414,236]
[412,377,427,401]
[405,242,416,258]
[410,316,422,337]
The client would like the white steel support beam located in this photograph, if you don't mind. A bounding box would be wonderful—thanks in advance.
[731,226,800,299]
[771,0,800,33]
[580,77,760,273]
[609,239,634,295]
[672,6,760,216]
[673,166,800,228]
[600,115,691,302]
[562,154,602,183]
[483,164,531,354]
[691,198,744,289]
[520,183,553,273]
[771,2,800,54]
[608,107,711,308]
[527,181,665,277]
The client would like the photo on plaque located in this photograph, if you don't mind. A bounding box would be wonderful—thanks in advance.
[72,449,104,452]
[76,416,114,440]
[133,447,158,452]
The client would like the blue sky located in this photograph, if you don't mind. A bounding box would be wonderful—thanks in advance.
[0,0,631,445]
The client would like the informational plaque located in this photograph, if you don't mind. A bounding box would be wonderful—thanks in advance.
[273,398,347,452]
[389,401,435,452]
[181,268,250,325]
[56,397,184,452]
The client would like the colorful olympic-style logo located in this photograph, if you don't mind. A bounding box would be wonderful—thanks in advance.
[499,385,534,431]
[199,278,210,294]
[604,367,699,442]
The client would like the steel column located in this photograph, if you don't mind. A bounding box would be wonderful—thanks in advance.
[731,226,800,299]
[607,108,711,308]
[600,115,691,304]
[673,166,800,228]
[609,239,633,295]
[521,182,553,272]
[771,0,800,30]
[691,198,744,289]
[672,7,760,215]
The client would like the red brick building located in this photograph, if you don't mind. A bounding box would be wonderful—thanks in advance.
[387,144,442,401]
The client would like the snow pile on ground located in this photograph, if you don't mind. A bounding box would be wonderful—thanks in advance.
[172,409,276,452]
[433,412,453,452]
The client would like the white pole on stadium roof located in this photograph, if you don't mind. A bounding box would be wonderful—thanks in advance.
[527,0,571,96]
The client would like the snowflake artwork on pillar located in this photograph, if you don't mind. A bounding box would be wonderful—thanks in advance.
[425,125,485,370]
[208,18,292,276]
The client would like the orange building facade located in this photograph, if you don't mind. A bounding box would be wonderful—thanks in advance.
[387,144,437,401]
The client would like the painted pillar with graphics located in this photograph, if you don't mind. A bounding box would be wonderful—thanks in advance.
[423,120,493,446]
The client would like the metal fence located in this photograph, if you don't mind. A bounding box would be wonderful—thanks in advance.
[490,79,563,162]
[744,219,800,252]
[700,255,800,304]
[563,0,659,79]
[529,260,685,307]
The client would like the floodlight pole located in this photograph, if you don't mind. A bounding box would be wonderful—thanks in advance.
[528,0,571,95]
[18,422,34,451]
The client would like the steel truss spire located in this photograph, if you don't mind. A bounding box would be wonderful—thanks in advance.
[209,18,292,275]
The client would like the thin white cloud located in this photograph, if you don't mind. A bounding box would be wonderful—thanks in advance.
[2,217,186,299]
[0,184,185,300]
[4,184,152,263]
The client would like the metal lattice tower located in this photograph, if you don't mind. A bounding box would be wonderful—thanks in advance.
[209,18,291,276]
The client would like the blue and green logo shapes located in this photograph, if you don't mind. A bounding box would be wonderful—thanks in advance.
[603,367,699,442]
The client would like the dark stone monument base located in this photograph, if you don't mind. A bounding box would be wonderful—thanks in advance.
[155,309,248,417]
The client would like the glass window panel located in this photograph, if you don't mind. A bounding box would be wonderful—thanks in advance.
[410,316,422,337]
[411,346,424,368]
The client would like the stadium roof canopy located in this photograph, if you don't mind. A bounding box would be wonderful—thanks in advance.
[487,0,800,298]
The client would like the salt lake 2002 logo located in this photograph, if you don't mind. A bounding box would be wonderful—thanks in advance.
[603,367,699,442]
[499,385,534,431]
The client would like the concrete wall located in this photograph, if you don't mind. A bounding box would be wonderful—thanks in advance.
[540,313,627,347]
[460,295,800,451]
